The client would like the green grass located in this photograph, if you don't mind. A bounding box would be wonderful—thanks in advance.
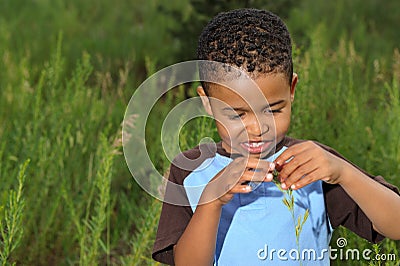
[0,33,136,264]
[0,1,399,265]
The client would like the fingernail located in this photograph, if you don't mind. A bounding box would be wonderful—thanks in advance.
[244,186,251,192]
[269,162,275,171]
[266,173,273,181]
[281,183,286,189]
[291,184,296,189]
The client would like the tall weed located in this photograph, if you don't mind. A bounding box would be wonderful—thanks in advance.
[0,159,29,266]
[0,32,135,264]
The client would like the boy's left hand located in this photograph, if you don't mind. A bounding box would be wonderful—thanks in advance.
[274,141,346,190]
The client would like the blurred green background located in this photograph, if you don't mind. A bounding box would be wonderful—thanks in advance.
[0,0,399,265]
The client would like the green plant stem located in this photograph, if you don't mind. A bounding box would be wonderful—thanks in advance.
[273,172,308,265]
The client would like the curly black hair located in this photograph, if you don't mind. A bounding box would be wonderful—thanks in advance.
[197,8,293,88]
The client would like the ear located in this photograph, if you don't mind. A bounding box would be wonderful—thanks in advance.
[197,86,213,116]
[290,73,298,103]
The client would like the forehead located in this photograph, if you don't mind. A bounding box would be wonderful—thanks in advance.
[207,73,290,108]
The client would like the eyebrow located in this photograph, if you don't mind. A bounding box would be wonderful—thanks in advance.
[222,99,285,111]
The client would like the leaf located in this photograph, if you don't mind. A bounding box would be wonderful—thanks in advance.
[302,209,310,226]
[282,198,291,209]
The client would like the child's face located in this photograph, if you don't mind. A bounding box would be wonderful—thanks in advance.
[198,73,297,158]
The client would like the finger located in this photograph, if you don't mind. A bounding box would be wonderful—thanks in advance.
[213,168,258,187]
[265,173,274,182]
[279,160,318,187]
[274,142,310,169]
[277,151,312,182]
[240,171,273,183]
[280,160,318,189]
[229,184,252,194]
[203,179,251,203]
[235,157,274,172]
[288,169,320,190]
[214,159,275,192]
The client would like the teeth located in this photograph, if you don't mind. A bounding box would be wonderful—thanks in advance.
[245,142,264,148]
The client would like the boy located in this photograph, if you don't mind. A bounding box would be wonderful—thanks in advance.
[152,8,400,265]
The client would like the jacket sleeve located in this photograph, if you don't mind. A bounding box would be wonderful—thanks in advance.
[152,144,216,265]
[319,143,400,243]
[152,164,193,265]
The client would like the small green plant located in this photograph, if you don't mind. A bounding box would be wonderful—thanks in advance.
[120,197,162,266]
[272,170,309,265]
[0,159,29,266]
[368,243,382,266]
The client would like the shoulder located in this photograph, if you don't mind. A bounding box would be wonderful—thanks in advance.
[168,142,219,185]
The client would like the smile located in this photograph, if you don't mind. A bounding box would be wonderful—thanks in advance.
[243,142,265,148]
[240,141,272,153]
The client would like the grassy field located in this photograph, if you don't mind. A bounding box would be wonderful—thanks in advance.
[0,0,399,265]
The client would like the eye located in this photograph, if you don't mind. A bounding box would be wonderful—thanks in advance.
[228,113,244,120]
[264,108,282,114]
[271,109,282,113]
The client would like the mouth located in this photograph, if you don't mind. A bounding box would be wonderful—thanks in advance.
[240,141,273,154]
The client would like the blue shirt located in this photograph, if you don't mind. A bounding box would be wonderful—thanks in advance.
[183,147,332,265]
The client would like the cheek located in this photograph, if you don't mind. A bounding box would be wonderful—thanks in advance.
[215,121,229,139]
[274,113,291,136]
[215,120,243,141]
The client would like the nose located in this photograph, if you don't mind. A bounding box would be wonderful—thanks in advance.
[246,115,270,137]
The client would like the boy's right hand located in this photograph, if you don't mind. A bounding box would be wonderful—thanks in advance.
[199,157,275,206]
